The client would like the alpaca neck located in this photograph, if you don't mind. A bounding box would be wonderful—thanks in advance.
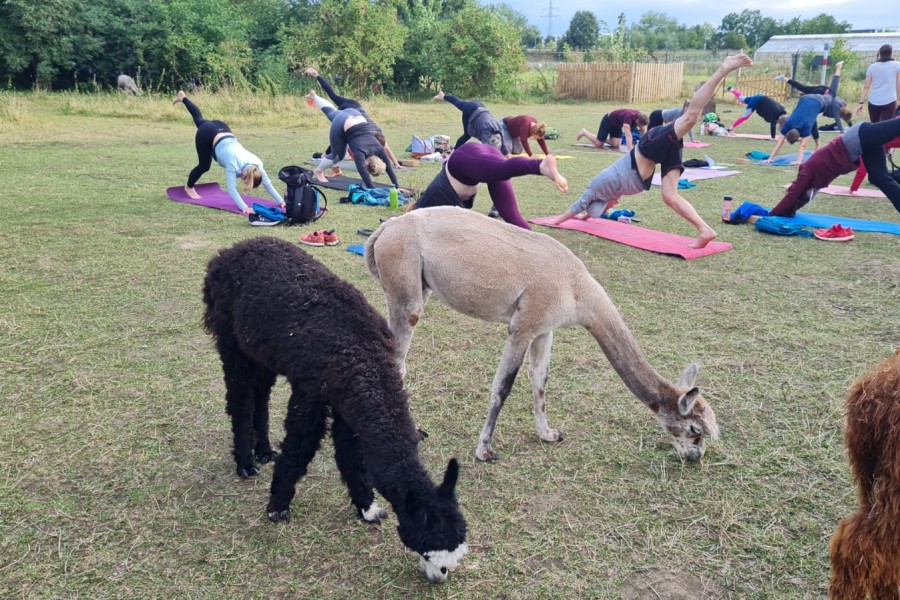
[580,280,676,411]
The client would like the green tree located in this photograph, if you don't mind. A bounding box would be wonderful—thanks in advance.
[489,4,541,48]
[562,10,600,51]
[720,30,748,50]
[719,9,777,49]
[425,4,524,96]
[285,0,408,94]
[800,13,851,34]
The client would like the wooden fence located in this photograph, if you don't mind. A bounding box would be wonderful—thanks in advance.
[556,62,683,103]
[728,74,789,104]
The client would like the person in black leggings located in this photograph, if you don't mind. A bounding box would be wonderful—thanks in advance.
[304,67,400,168]
[309,92,399,189]
[172,90,283,214]
[433,91,509,155]
[775,60,852,131]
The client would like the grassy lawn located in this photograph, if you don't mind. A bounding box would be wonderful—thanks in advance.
[0,88,898,599]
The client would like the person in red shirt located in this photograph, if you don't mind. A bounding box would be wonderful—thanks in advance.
[577,108,648,151]
[501,115,550,157]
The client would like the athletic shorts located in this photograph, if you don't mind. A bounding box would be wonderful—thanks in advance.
[637,123,684,178]
[596,114,623,142]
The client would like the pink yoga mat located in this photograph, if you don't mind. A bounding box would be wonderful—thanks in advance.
[530,216,732,260]
[729,133,775,140]
[166,182,280,214]
[780,183,886,198]
[651,167,741,186]
[683,141,712,148]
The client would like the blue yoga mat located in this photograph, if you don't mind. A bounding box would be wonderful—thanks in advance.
[346,244,365,255]
[754,151,813,166]
[768,213,900,235]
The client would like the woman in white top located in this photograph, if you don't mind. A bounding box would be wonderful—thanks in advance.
[857,44,900,123]
[173,91,284,215]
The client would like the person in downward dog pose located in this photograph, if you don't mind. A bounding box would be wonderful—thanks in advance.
[728,90,787,140]
[173,91,284,215]
[304,67,401,169]
[308,91,399,189]
[412,142,568,230]
[768,117,900,216]
[773,60,852,132]
[553,52,755,249]
[434,91,508,155]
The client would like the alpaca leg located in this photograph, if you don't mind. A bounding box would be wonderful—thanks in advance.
[529,331,562,443]
[331,409,388,523]
[251,368,278,465]
[386,286,431,379]
[216,332,264,478]
[267,396,328,523]
[829,515,869,600]
[475,331,531,461]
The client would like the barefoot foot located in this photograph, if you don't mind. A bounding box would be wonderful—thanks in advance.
[576,128,589,142]
[313,170,329,183]
[539,154,569,192]
[184,186,201,200]
[690,227,718,249]
[433,91,445,101]
[172,90,186,105]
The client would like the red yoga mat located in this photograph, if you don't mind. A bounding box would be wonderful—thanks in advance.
[166,182,279,214]
[530,216,733,260]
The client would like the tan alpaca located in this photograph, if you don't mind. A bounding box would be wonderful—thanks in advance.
[365,206,719,462]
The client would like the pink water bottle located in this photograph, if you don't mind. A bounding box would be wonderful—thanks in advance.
[722,195,733,222]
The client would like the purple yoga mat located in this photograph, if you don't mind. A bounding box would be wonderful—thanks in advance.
[530,216,732,260]
[651,167,741,186]
[165,182,280,214]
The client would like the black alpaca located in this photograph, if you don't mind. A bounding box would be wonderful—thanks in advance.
[202,237,468,583]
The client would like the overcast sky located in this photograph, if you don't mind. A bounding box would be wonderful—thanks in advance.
[514,1,898,38]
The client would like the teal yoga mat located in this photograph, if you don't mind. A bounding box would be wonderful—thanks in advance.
[768,213,900,235]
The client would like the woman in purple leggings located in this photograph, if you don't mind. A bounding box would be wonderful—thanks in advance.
[412,144,568,229]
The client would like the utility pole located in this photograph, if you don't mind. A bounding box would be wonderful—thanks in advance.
[542,0,560,40]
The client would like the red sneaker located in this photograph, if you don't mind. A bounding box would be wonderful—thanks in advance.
[322,229,339,246]
[813,224,854,242]
[299,230,325,247]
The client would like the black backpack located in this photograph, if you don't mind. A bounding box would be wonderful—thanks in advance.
[277,165,327,225]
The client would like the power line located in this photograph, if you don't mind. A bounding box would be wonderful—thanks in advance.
[541,0,560,39]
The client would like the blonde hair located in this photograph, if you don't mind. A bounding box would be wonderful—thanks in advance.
[777,114,788,129]
[531,121,547,138]
[839,105,853,125]
[241,165,262,190]
[365,156,386,177]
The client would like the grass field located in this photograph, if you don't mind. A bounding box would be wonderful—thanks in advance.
[0,87,898,599]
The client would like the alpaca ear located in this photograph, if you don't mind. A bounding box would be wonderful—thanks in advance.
[437,459,460,499]
[677,364,700,388]
[678,388,700,416]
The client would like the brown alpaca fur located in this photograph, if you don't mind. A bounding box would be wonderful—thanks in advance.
[829,349,900,599]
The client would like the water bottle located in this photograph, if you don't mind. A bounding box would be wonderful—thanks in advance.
[389,188,399,211]
[617,215,631,224]
[721,195,733,222]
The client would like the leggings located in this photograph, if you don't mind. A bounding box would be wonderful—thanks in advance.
[447,143,541,229]
[858,119,900,213]
[182,97,232,187]
[868,101,898,123]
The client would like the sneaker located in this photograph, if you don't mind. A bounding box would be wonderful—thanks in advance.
[322,229,339,246]
[487,207,500,218]
[773,74,788,82]
[813,224,854,242]
[249,214,281,227]
[299,230,325,246]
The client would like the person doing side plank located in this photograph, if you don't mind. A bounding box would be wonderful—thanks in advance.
[172,91,284,215]
[553,53,754,249]
[769,117,900,216]
[412,143,568,230]
[309,91,399,189]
